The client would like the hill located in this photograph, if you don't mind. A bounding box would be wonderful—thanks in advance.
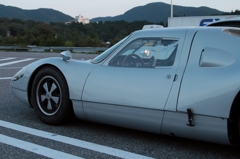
[90,2,225,24]
[0,2,227,24]
[0,4,74,23]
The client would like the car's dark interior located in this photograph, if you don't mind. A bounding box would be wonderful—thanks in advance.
[109,46,177,68]
[207,21,240,28]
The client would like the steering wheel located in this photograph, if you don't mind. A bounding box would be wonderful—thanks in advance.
[122,54,144,67]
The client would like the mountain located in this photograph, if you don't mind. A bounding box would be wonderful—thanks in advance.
[0,4,74,23]
[0,2,226,24]
[90,2,225,24]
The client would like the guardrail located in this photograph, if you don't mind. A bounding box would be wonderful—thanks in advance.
[0,46,108,53]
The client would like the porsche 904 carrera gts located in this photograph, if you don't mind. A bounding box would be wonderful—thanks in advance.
[10,26,240,145]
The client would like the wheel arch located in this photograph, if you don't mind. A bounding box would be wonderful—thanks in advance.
[27,64,71,108]
[228,91,240,145]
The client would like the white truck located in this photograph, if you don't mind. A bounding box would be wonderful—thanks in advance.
[168,15,240,27]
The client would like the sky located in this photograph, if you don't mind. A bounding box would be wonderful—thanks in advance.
[1,0,239,19]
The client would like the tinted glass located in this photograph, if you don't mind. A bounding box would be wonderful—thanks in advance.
[109,37,179,68]
[91,36,129,63]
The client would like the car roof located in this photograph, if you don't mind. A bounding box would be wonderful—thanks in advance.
[129,27,233,39]
[135,26,227,33]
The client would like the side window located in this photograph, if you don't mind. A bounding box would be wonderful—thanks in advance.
[109,37,179,68]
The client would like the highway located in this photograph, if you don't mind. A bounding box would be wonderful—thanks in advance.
[0,52,239,159]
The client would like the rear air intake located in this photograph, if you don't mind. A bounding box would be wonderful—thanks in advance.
[223,28,240,37]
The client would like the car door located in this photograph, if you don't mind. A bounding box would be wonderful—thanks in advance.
[82,31,186,133]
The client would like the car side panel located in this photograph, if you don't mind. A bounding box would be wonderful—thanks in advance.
[178,28,240,118]
[82,66,177,110]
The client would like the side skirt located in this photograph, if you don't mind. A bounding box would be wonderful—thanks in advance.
[82,102,164,134]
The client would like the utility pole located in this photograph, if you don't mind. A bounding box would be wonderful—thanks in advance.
[171,0,173,17]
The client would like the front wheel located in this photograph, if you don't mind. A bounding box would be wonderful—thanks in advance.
[31,66,73,125]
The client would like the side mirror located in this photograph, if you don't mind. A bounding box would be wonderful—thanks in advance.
[60,50,72,61]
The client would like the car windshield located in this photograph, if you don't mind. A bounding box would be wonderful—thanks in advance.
[91,36,129,63]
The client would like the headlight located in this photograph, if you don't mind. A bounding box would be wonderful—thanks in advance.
[12,67,26,81]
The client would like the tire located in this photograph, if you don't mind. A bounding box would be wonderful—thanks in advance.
[31,66,73,125]
[239,113,240,140]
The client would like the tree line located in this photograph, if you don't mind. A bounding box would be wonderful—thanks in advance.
[0,18,164,47]
[0,9,238,47]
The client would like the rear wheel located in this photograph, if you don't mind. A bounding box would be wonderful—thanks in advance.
[31,66,72,125]
[239,113,240,139]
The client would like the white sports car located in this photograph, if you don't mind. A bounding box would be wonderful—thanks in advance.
[11,25,240,145]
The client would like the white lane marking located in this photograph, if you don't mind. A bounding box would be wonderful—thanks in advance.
[0,77,12,80]
[0,57,16,61]
[0,134,83,159]
[0,120,153,159]
[0,58,34,67]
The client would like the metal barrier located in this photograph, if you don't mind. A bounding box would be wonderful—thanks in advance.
[0,46,108,53]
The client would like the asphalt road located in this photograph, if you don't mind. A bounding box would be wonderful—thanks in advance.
[0,51,239,159]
